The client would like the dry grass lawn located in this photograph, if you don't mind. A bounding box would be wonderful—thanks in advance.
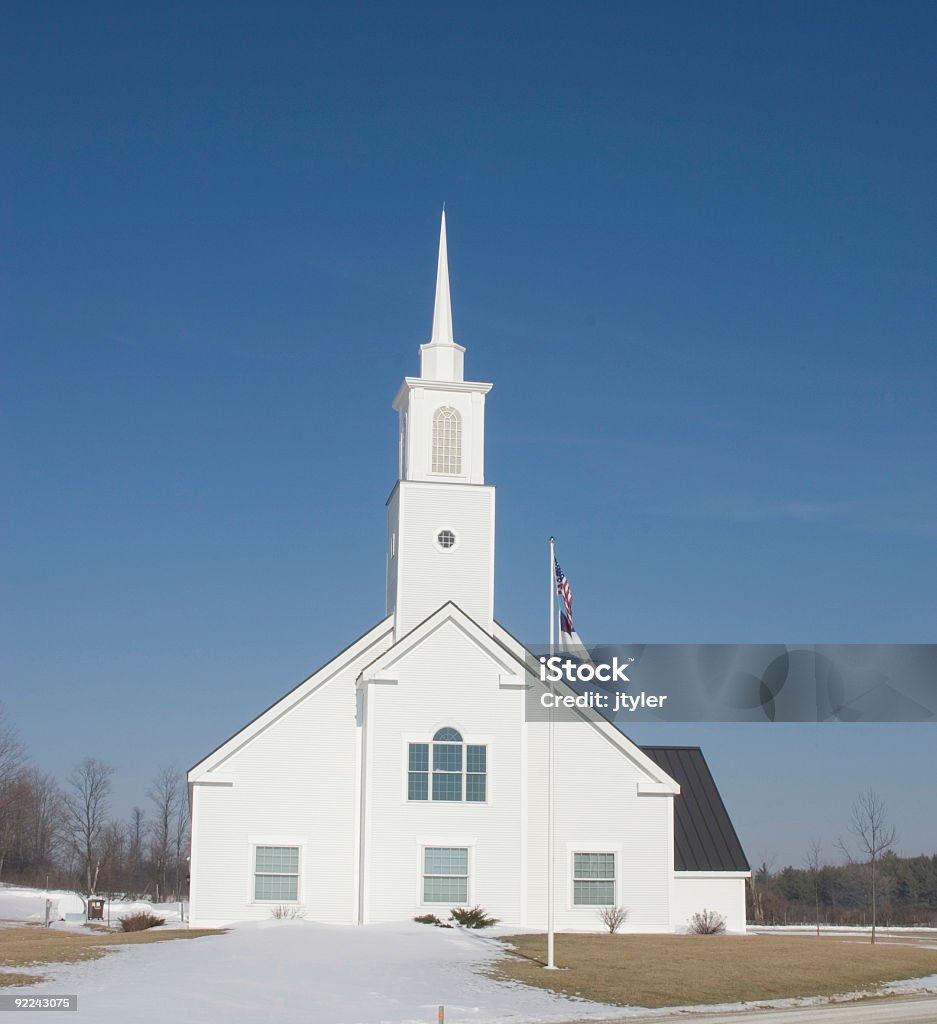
[0,925,221,987]
[492,933,937,1008]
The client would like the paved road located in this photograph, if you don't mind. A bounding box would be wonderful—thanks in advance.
[569,994,937,1024]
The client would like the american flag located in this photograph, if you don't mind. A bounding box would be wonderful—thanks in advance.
[554,560,574,635]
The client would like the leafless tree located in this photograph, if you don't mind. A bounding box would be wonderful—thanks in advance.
[844,790,897,944]
[0,705,25,786]
[173,793,190,900]
[0,707,27,880]
[126,806,147,897]
[148,766,181,901]
[804,839,823,937]
[61,758,113,894]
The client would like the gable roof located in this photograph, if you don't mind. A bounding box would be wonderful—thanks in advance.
[188,615,395,782]
[640,746,750,872]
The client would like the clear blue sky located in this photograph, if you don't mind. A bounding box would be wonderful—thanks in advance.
[2,1,935,868]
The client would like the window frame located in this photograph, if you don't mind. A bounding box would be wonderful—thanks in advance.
[249,841,302,905]
[404,730,491,805]
[430,405,463,475]
[419,843,472,906]
[570,849,617,908]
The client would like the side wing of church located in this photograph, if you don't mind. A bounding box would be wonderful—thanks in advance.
[187,214,750,931]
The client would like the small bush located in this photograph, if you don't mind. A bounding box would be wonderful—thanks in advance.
[414,913,442,925]
[597,905,628,933]
[270,904,306,920]
[688,909,726,934]
[119,911,165,932]
[449,905,499,929]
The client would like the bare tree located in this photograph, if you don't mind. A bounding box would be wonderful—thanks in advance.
[126,806,147,897]
[0,706,27,880]
[846,790,897,944]
[0,705,25,786]
[173,793,190,900]
[61,758,114,894]
[804,839,823,937]
[147,766,181,901]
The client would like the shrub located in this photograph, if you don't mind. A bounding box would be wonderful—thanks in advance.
[597,905,628,933]
[270,904,306,920]
[449,905,499,929]
[119,911,165,932]
[414,913,442,925]
[688,909,726,934]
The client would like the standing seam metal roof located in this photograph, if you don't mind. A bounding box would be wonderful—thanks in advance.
[640,745,750,872]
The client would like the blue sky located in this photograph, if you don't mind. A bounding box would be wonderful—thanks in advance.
[2,1,935,868]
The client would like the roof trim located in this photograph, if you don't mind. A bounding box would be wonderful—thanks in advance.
[359,602,523,683]
[188,615,394,781]
[492,620,680,792]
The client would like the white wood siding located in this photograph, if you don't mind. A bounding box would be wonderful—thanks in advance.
[393,482,494,635]
[188,623,394,928]
[672,873,749,933]
[524,715,673,931]
[361,620,524,923]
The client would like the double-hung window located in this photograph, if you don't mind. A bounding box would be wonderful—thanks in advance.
[423,847,469,903]
[408,729,486,802]
[573,852,615,906]
[254,845,300,902]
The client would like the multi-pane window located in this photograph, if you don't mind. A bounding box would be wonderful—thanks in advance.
[431,406,462,474]
[423,847,469,903]
[254,846,299,902]
[408,728,486,802]
[573,852,615,906]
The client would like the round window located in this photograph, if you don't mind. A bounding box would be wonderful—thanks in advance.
[437,530,456,550]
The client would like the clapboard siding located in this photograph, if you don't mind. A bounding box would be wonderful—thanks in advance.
[393,482,494,635]
[362,620,524,924]
[188,620,394,928]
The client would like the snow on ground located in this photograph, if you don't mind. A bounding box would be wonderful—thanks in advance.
[0,884,185,929]
[7,918,628,1024]
[3,886,937,1024]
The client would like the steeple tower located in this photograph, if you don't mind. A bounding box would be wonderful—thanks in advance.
[385,211,496,638]
[420,210,465,382]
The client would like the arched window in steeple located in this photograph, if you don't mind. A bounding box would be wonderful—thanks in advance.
[431,406,462,474]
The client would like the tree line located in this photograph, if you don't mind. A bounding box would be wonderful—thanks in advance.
[0,705,189,901]
[748,791,937,934]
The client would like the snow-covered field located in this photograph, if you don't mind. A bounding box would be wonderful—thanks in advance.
[2,885,937,1023]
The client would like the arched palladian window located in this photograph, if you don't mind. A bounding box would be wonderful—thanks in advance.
[408,727,486,802]
[431,406,462,474]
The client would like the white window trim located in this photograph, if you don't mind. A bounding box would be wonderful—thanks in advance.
[247,837,304,906]
[417,839,475,908]
[402,731,493,805]
[566,843,621,911]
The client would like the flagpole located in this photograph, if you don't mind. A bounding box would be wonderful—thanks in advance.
[546,537,557,970]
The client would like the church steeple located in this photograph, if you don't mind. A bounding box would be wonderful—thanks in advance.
[420,209,465,382]
[387,211,496,636]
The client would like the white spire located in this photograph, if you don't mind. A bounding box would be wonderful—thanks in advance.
[430,208,454,345]
[420,207,465,382]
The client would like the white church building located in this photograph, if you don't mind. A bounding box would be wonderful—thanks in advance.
[187,215,750,932]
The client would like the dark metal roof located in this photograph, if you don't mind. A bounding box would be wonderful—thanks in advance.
[640,745,750,873]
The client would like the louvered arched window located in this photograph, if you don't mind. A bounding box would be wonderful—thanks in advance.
[431,406,462,474]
